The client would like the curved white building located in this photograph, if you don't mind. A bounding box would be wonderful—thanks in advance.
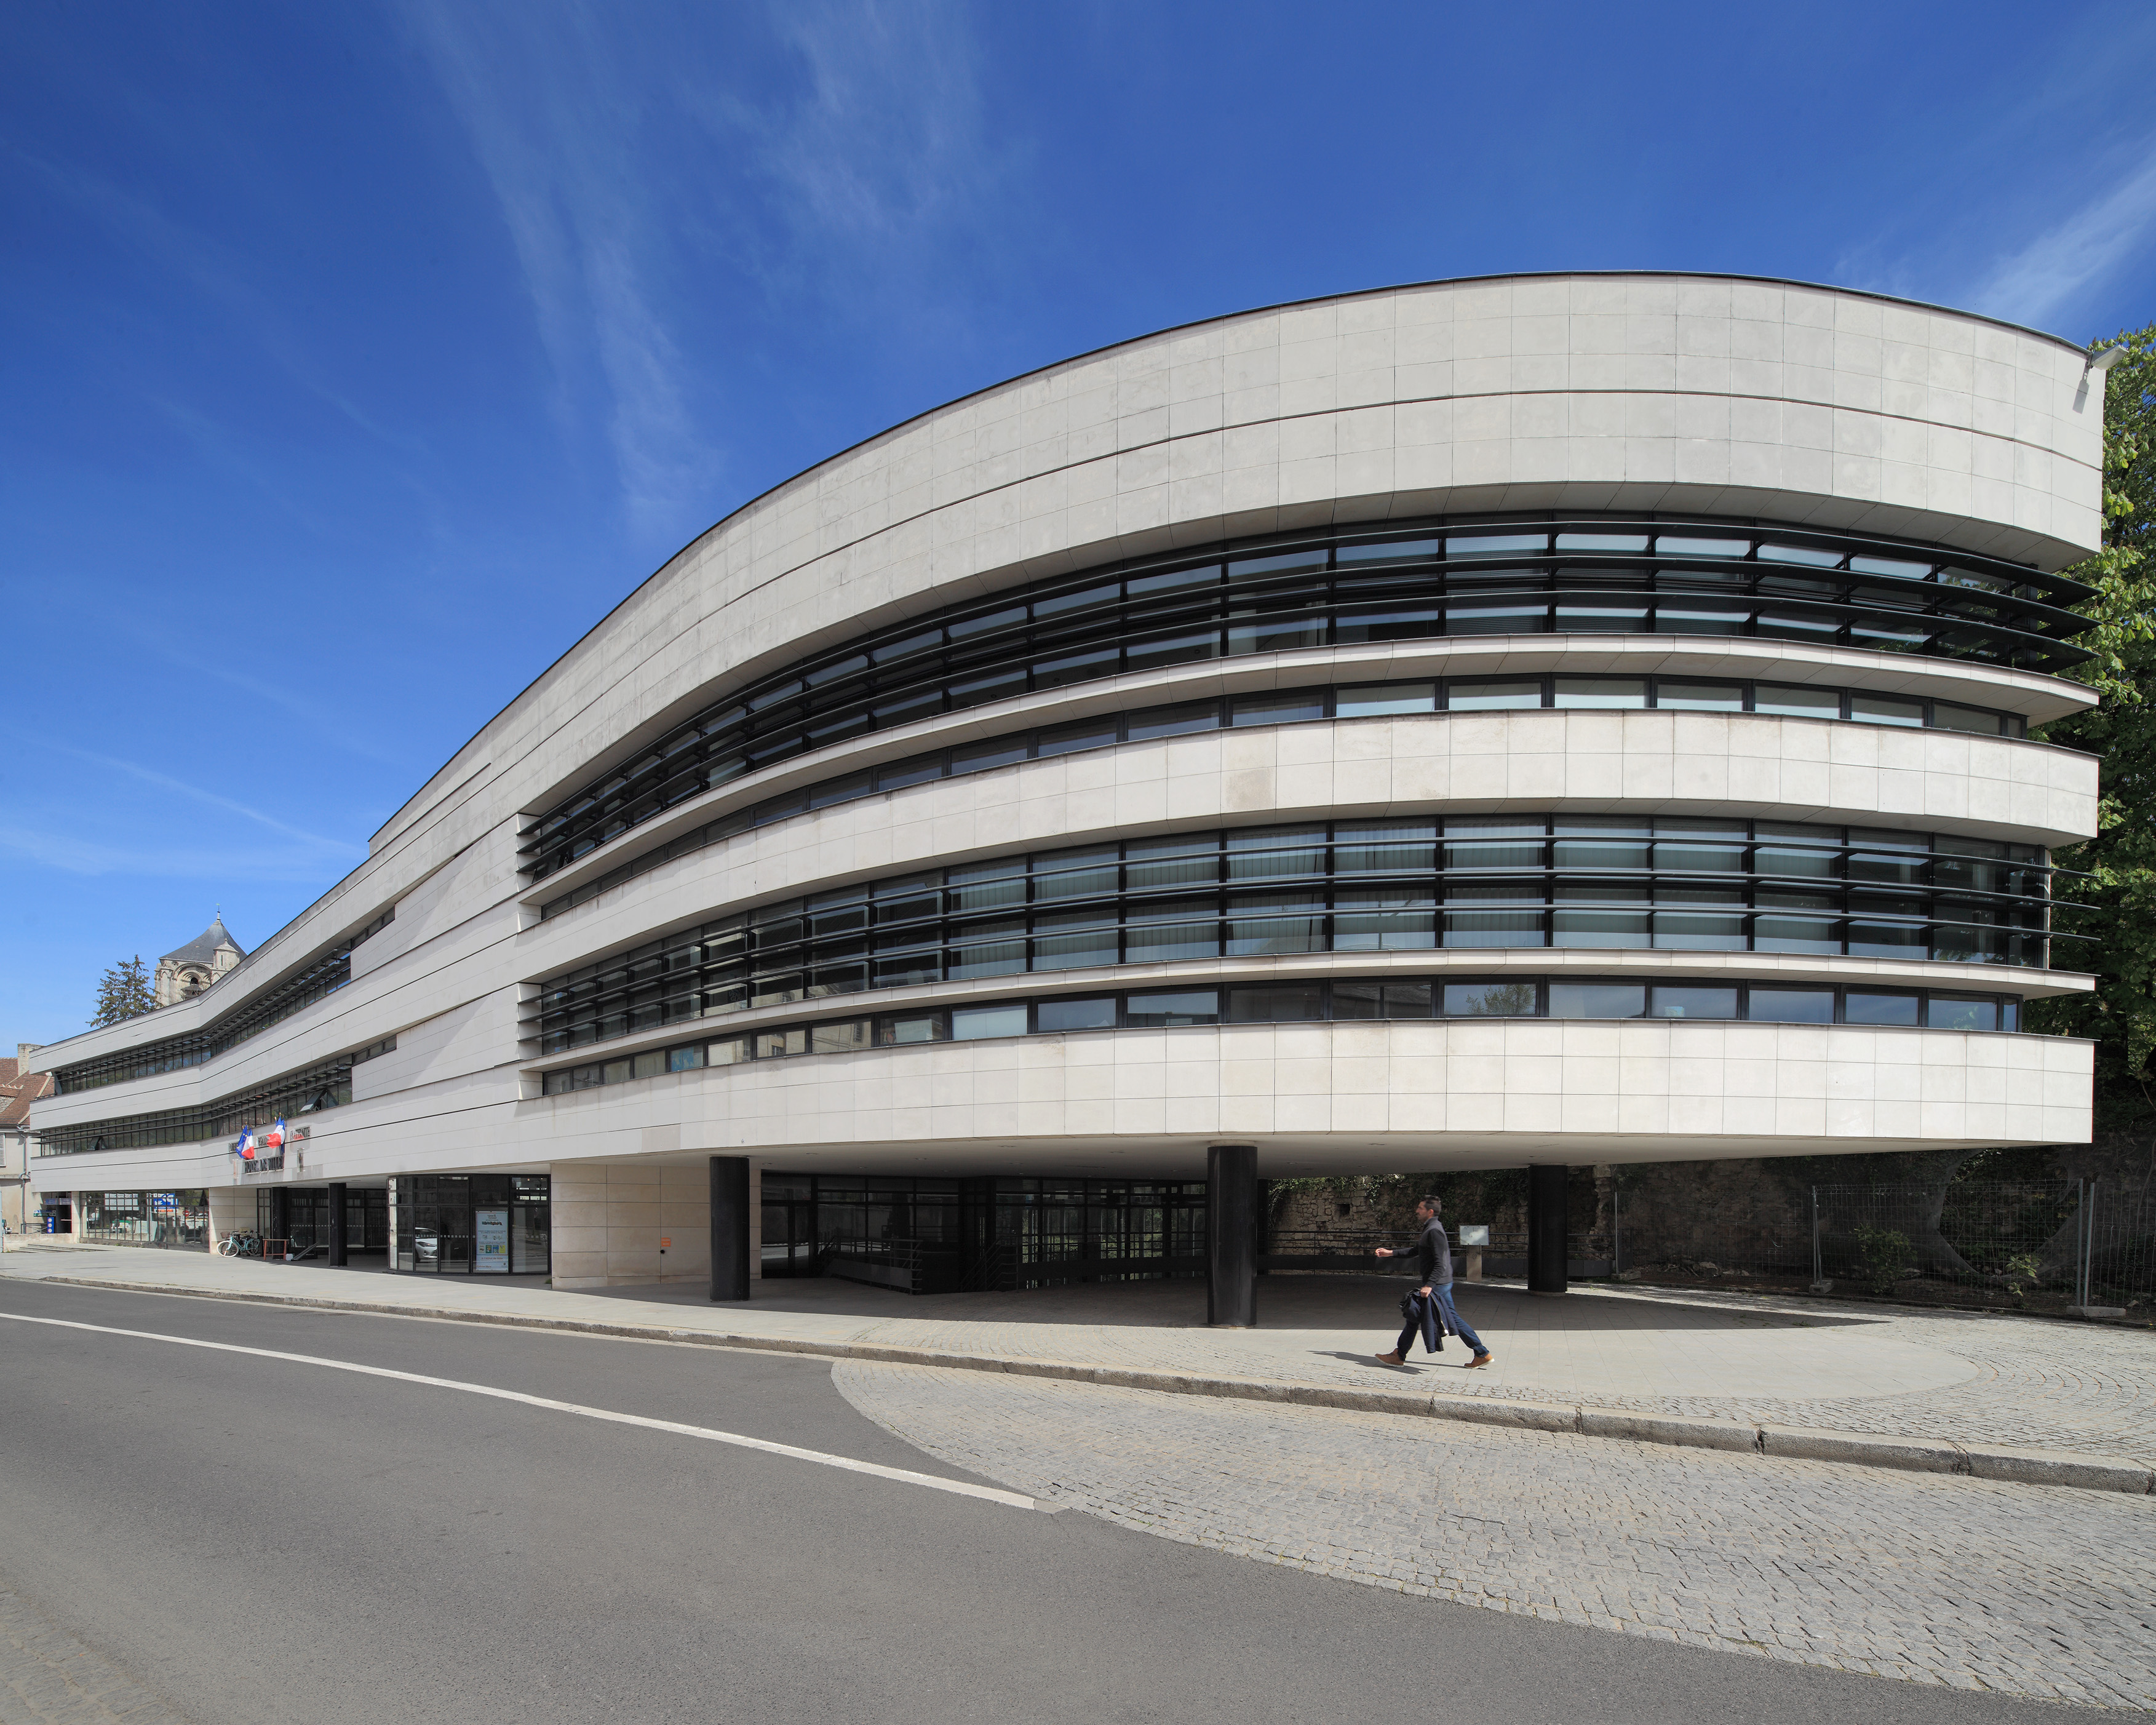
[30,273,2103,1308]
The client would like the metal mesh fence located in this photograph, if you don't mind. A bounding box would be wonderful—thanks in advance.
[1267,1181,2155,1318]
[1614,1180,2154,1315]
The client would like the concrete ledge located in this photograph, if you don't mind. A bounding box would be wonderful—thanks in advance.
[33,1273,2156,1496]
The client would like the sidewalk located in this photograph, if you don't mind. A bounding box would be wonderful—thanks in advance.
[6,1243,2153,1490]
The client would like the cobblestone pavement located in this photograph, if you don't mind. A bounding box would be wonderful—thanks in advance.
[835,1360,2156,1711]
[0,1582,193,1725]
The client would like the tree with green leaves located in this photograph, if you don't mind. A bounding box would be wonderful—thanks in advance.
[2028,325,2156,1157]
[90,956,157,1027]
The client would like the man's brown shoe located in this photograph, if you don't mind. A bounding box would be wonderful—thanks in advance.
[1374,1350,1407,1365]
[1469,1352,1494,1368]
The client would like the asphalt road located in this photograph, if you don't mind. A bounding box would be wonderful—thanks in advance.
[0,1281,2108,1724]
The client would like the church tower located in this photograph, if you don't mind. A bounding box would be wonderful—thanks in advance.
[153,917,245,1006]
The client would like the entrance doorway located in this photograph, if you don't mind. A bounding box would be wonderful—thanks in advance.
[392,1174,549,1276]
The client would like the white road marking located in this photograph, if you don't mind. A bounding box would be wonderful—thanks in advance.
[0,1309,1048,1513]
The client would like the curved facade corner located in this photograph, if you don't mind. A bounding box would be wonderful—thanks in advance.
[28,273,2104,1291]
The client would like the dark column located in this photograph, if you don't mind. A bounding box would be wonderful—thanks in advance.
[326,1182,348,1267]
[1205,1144,1258,1328]
[1527,1163,1568,1296]
[710,1157,751,1302]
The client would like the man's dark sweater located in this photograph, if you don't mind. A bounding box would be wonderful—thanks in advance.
[1400,1215,1453,1287]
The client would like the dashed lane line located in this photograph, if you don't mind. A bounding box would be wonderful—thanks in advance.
[0,1309,1049,1514]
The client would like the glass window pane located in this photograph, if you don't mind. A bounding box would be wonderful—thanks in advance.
[1446,601,1550,635]
[875,1014,945,1046]
[1649,986,1738,1019]
[1448,533,1547,556]
[1444,910,1544,947]
[1228,548,1328,580]
[1746,989,1834,1024]
[1554,604,1649,633]
[1442,980,1539,1017]
[951,1004,1028,1041]
[1930,702,2003,736]
[1126,701,1220,740]
[1124,990,1219,1027]
[1553,677,1648,709]
[1336,682,1436,717]
[1036,997,1115,1032]
[1553,909,1651,947]
[1032,927,1119,971]
[1655,535,1750,558]
[811,1020,871,1054]
[1554,533,1649,552]
[1654,682,1744,712]
[1754,684,1841,719]
[1126,632,1222,674]
[1226,985,1325,1023]
[668,1045,705,1072]
[1844,992,1920,1026]
[1123,922,1220,963]
[1759,543,1844,567]
[1035,719,1118,757]
[1335,536,1442,564]
[1548,982,1646,1019]
[1926,997,1999,1032]
[632,1050,667,1079]
[1230,691,1326,727]
[706,1037,751,1066]
[1446,679,1542,711]
[1850,694,1924,728]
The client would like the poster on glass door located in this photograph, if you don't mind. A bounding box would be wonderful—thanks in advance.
[475,1208,509,1273]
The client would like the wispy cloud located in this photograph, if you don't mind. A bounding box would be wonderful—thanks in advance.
[397,0,1012,538]
[397,0,717,540]
[47,743,361,854]
[6,140,436,466]
[1966,146,2156,330]
[0,828,349,883]
[4,735,364,878]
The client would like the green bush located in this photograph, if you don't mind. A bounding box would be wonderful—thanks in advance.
[1854,1227,1912,1295]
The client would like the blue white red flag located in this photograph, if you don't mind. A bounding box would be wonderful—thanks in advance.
[264,1119,285,1150]
[235,1128,256,1160]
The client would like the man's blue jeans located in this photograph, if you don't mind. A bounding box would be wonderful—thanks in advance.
[1394,1283,1488,1357]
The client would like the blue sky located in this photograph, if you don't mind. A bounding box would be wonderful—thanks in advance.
[6,0,2155,1045]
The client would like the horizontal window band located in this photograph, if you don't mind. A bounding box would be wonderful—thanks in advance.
[52,906,397,1098]
[537,976,2029,1097]
[519,513,2087,886]
[529,815,2064,1054]
[535,675,2050,920]
[34,1036,395,1159]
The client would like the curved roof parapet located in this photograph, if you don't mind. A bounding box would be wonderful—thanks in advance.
[356,273,2109,859]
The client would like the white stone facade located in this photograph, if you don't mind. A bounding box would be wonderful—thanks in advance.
[26,274,2106,1285]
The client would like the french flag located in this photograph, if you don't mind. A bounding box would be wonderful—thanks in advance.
[234,1128,256,1161]
[263,1120,285,1151]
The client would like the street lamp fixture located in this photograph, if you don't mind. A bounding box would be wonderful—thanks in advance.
[2085,345,2128,373]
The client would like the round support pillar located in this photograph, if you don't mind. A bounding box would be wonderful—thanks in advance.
[325,1182,348,1267]
[1527,1163,1569,1296]
[1206,1144,1258,1328]
[709,1157,751,1302]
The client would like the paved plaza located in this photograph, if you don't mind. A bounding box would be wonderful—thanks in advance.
[835,1358,2156,1710]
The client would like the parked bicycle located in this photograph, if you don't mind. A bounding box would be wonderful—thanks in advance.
[218,1232,261,1257]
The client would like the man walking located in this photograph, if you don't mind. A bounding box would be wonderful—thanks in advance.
[1374,1195,1493,1368]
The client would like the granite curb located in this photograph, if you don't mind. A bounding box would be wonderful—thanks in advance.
[30,1272,2156,1496]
